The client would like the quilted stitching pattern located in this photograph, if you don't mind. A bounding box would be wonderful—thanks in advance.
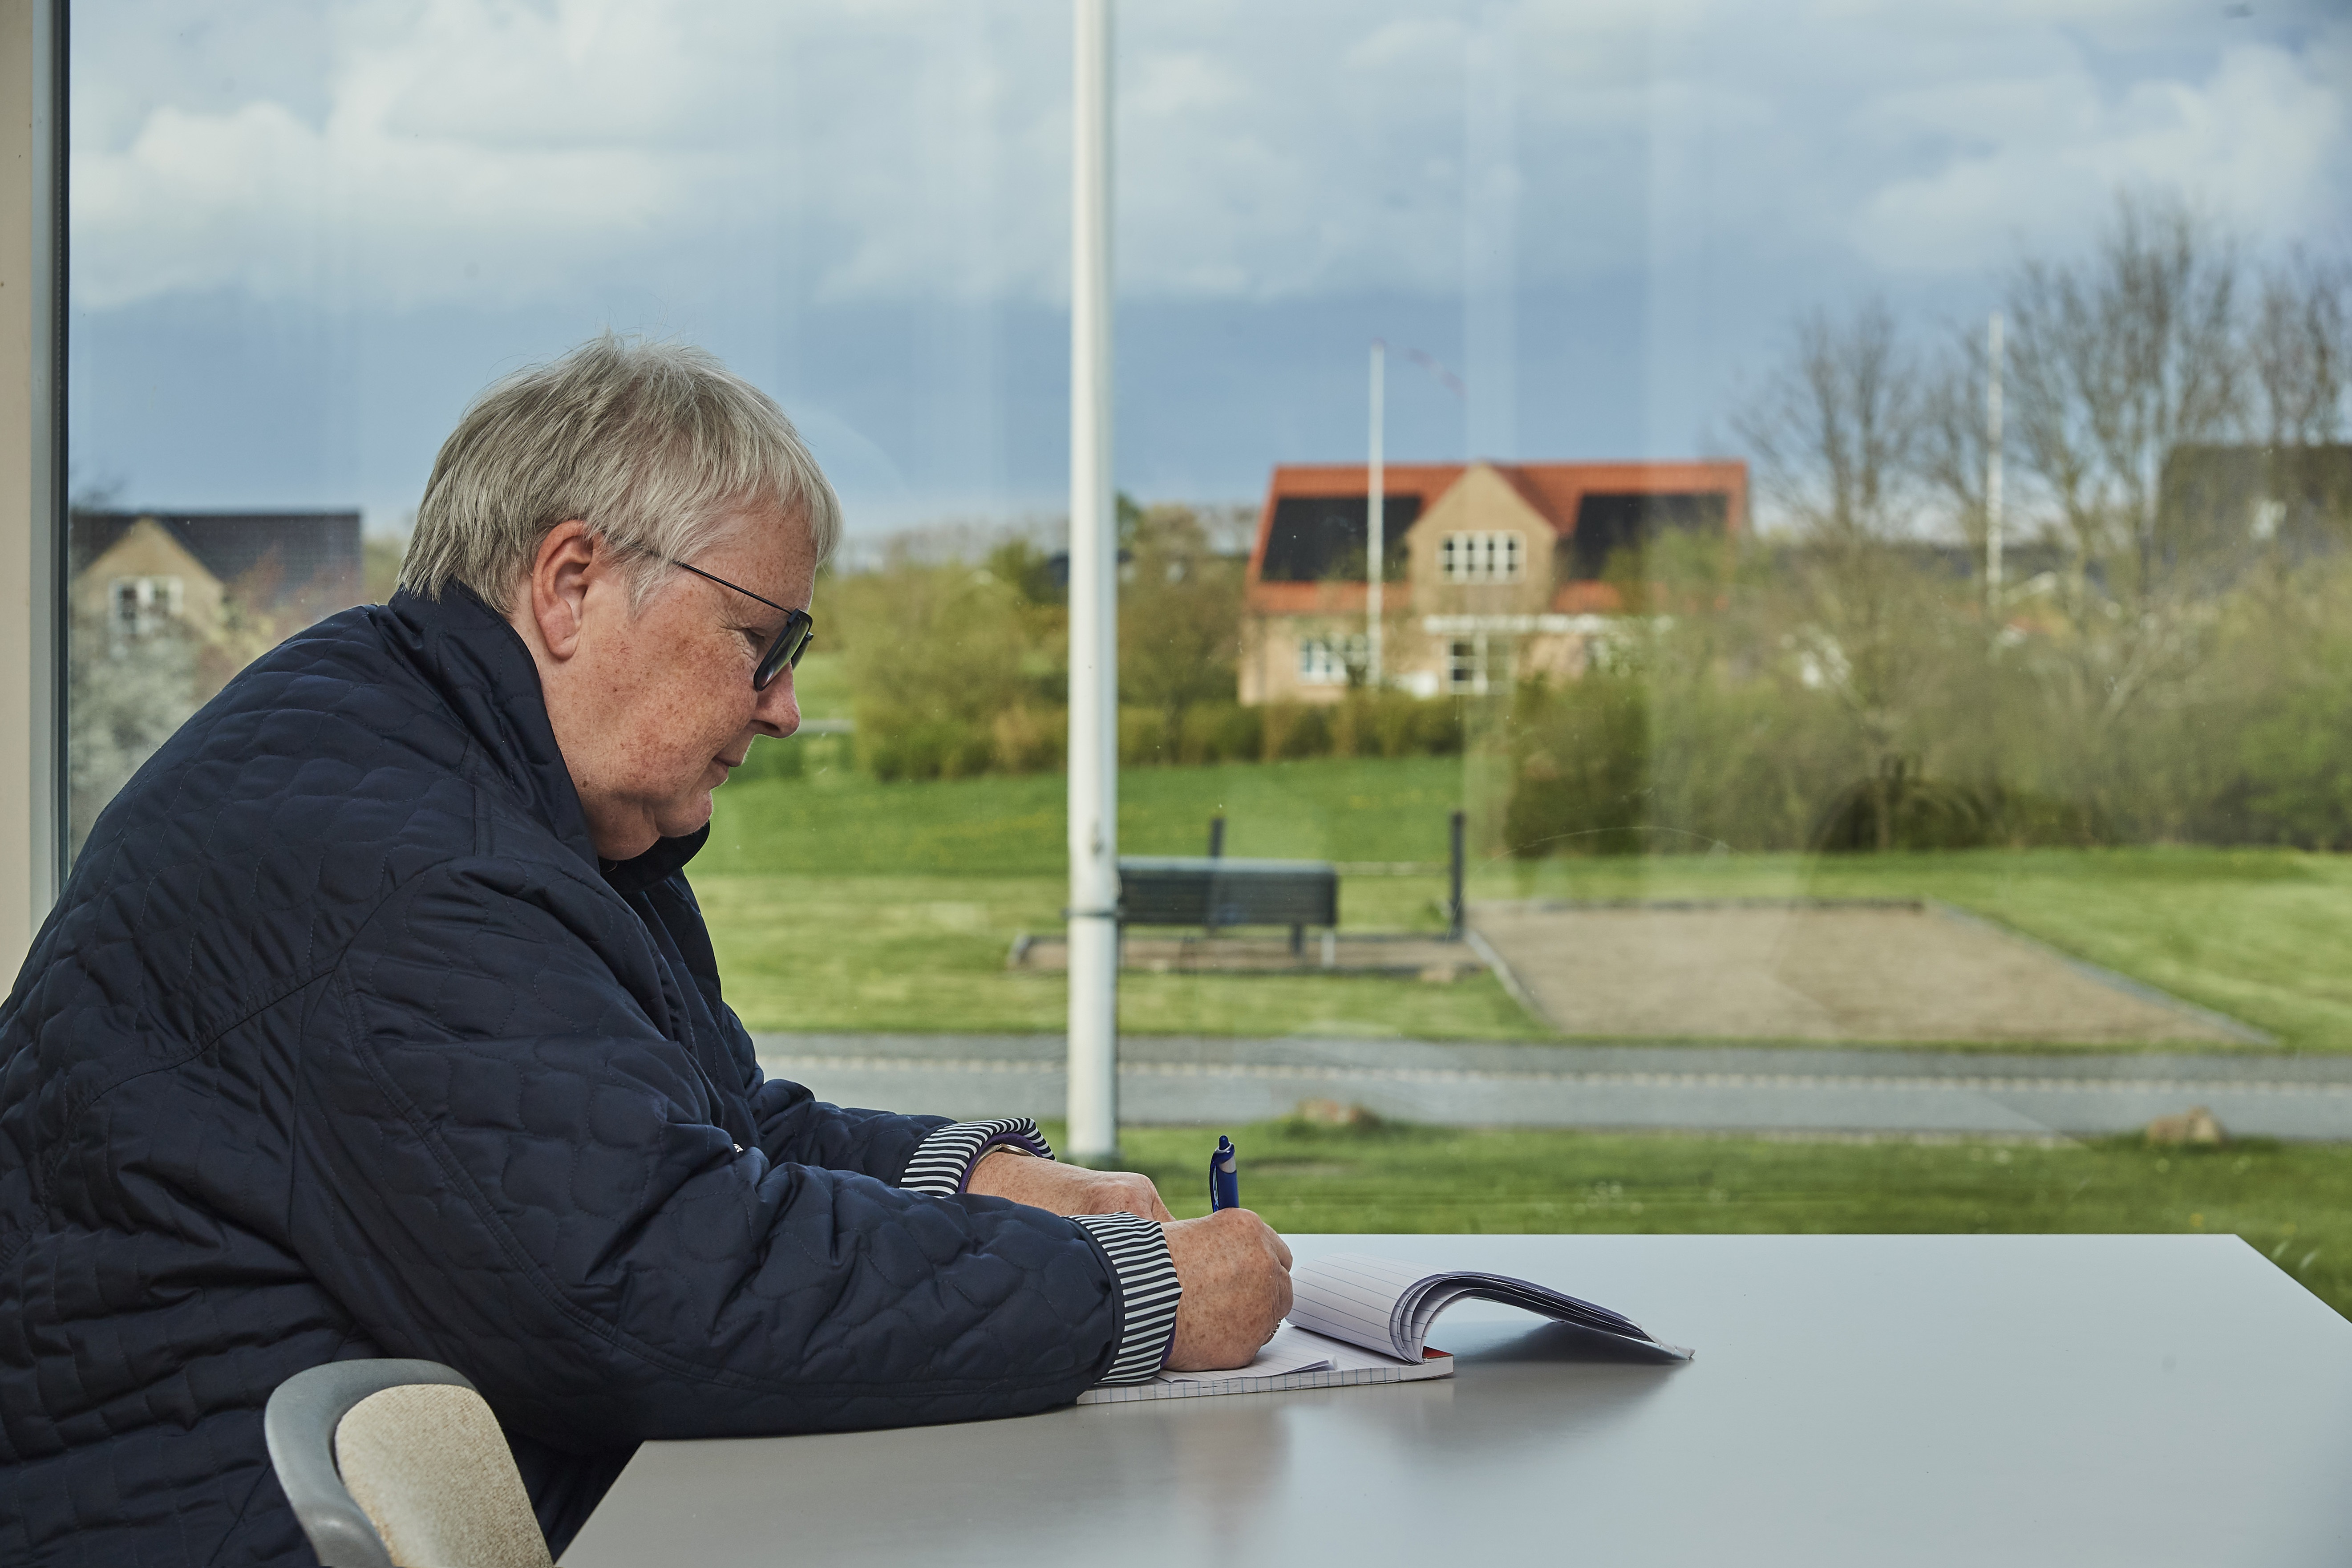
[0,589,1126,1567]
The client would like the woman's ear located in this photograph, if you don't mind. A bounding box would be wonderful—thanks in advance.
[529,521,599,660]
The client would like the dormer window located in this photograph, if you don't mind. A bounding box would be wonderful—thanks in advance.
[109,576,184,638]
[1440,531,1523,583]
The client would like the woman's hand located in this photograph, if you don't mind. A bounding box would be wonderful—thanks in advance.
[964,1149,1176,1222]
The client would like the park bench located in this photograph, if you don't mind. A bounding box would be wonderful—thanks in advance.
[1115,855,1339,955]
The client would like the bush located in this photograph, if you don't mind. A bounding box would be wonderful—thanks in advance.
[992,705,1066,774]
[864,718,995,782]
[735,733,809,782]
[2236,645,2352,849]
[1810,762,2106,852]
[844,555,1053,782]
[1121,505,1245,719]
[1501,676,1654,856]
[1415,699,1466,757]
[1260,701,1330,760]
[1178,703,1263,765]
[1119,707,1170,766]
[1333,689,1449,758]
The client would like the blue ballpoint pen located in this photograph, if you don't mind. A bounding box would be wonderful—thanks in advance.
[1209,1134,1239,1212]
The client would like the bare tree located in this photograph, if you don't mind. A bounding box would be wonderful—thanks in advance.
[2249,250,2349,447]
[1997,192,2247,741]
[1915,324,1996,568]
[1734,301,1947,847]
[1733,300,1919,541]
[2004,190,2243,597]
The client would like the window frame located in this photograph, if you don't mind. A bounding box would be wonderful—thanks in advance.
[2,0,68,967]
[1441,530,1525,584]
[1298,633,1367,686]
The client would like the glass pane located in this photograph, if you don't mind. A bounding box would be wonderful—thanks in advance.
[65,1,2352,1309]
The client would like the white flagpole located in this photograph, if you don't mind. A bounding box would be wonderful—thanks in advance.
[1065,0,1120,1165]
[1367,340,1385,687]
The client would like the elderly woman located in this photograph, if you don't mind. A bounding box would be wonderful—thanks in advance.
[0,338,1292,1567]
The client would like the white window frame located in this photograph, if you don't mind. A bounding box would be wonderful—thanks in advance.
[109,576,186,639]
[2,0,68,962]
[1445,633,1494,696]
[1440,530,1525,583]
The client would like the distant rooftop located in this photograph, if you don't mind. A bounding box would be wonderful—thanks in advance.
[72,509,364,614]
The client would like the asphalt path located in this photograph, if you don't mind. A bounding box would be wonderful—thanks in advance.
[752,1032,2352,1141]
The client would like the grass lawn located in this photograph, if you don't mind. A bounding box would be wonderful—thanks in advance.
[1094,1118,2352,1321]
[706,753,1469,876]
[699,756,2352,1048]
[699,872,1539,1037]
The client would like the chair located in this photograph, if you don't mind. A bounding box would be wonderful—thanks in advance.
[263,1359,554,1568]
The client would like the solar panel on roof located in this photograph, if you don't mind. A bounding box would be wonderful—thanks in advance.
[1567,492,1727,580]
[1259,495,1422,582]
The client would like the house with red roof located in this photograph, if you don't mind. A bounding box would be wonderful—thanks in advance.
[1240,458,1748,703]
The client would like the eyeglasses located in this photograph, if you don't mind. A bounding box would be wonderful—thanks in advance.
[667,559,816,691]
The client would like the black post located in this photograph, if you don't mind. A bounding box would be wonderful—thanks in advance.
[1203,815,1227,937]
[1448,809,1466,940]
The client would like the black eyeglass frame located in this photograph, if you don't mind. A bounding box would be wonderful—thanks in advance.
[666,558,816,691]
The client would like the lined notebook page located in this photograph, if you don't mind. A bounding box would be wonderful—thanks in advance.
[1284,1253,1429,1359]
[1289,1252,1692,1362]
[1075,1324,1452,1404]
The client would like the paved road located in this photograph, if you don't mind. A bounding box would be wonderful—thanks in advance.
[752,1032,2352,1141]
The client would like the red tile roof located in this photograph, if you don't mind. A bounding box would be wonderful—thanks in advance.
[1245,458,1748,588]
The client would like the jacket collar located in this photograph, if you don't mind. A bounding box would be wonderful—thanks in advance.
[601,826,710,898]
[385,584,706,894]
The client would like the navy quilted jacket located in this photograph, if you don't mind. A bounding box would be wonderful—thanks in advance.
[0,587,1139,1565]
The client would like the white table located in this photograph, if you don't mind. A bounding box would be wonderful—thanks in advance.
[561,1233,2352,1567]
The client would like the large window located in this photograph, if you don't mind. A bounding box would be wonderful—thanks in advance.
[67,4,2352,1307]
[1298,634,1366,687]
[1440,531,1522,583]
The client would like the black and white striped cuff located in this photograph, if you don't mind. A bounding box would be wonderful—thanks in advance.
[900,1117,1058,1197]
[1069,1211,1182,1383]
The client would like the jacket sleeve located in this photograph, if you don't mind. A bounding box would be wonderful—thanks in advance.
[742,1067,951,1179]
[646,870,962,1183]
[292,857,1160,1450]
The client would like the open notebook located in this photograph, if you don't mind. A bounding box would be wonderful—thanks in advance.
[1077,1251,1689,1405]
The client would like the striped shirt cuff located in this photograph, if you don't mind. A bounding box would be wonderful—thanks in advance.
[899,1117,1057,1197]
[1069,1211,1182,1383]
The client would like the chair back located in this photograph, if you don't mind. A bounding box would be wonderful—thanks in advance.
[264,1359,554,1568]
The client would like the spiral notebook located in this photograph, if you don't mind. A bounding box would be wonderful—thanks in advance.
[1077,1251,1689,1405]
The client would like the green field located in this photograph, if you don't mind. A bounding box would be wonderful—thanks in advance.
[786,651,852,722]
[707,749,1470,875]
[1101,1118,2352,1319]
[699,754,2352,1048]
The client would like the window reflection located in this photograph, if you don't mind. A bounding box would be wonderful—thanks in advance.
[64,2,2352,1298]
[67,508,363,851]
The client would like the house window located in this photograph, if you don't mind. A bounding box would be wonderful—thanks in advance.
[1445,637,1493,695]
[1299,634,1366,685]
[109,576,184,638]
[1440,531,1524,583]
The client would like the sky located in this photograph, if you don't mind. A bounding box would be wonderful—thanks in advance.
[65,0,2352,541]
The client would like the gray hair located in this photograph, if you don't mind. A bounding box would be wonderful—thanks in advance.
[399,334,841,612]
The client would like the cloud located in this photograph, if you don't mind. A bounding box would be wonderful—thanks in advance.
[72,94,685,309]
[67,0,2352,316]
[1850,40,2351,273]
